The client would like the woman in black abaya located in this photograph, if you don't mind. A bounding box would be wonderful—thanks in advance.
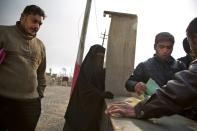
[63,44,113,131]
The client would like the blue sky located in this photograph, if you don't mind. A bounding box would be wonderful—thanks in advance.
[0,0,196,75]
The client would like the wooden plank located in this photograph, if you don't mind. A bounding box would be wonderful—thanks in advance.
[104,11,138,96]
[104,11,137,18]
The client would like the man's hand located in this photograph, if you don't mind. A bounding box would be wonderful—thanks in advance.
[134,82,147,95]
[105,102,136,118]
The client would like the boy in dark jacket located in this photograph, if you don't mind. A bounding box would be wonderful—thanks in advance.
[125,32,186,95]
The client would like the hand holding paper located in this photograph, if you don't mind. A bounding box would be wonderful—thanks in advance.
[145,78,160,95]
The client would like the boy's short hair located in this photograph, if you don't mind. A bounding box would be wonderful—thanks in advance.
[155,32,175,45]
[182,37,190,54]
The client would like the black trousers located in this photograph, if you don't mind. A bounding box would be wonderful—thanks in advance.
[0,96,41,131]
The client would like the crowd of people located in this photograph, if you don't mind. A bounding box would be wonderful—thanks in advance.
[0,4,197,131]
[106,17,197,120]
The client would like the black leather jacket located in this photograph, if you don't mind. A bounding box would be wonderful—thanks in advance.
[125,55,186,92]
[135,59,197,119]
[178,54,193,68]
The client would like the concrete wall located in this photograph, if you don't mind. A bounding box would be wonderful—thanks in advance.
[104,11,137,96]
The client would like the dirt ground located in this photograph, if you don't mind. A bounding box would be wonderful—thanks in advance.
[35,85,71,131]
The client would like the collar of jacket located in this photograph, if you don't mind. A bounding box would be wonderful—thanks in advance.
[153,54,174,65]
[15,21,36,40]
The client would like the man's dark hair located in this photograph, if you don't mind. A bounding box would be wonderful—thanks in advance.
[187,17,197,37]
[22,5,46,19]
[154,32,175,45]
[182,37,190,54]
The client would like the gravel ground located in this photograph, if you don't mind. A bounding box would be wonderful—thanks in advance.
[35,85,71,131]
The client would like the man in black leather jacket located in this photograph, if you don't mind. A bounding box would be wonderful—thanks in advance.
[125,32,186,95]
[106,17,197,119]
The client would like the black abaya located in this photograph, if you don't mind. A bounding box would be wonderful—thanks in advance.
[63,45,106,131]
